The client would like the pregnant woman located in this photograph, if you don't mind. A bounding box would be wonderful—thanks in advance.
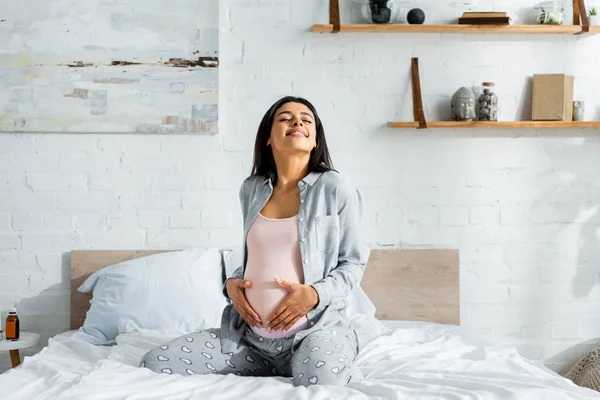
[140,96,370,387]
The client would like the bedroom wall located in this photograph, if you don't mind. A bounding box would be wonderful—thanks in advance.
[1,0,600,374]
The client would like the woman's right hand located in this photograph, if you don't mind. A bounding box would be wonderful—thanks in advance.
[226,279,262,327]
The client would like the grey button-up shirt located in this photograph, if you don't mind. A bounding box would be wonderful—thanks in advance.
[219,170,371,354]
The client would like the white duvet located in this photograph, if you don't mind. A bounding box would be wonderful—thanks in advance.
[1,320,598,400]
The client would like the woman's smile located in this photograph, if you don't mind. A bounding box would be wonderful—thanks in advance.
[287,128,308,138]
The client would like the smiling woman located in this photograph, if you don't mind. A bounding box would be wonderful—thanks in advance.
[140,96,371,388]
[242,99,328,339]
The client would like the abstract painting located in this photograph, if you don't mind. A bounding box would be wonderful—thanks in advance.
[0,0,218,134]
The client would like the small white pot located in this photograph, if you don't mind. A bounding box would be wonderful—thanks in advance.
[590,15,600,25]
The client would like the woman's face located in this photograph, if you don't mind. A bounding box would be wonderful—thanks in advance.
[269,102,317,156]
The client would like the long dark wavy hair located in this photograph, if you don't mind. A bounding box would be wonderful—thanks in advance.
[250,96,335,183]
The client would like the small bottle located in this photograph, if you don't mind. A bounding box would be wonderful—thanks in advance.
[5,308,19,340]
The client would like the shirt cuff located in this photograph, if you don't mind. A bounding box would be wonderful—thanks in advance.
[223,278,233,302]
[310,281,331,312]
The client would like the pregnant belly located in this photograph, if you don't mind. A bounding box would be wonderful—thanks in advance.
[244,283,287,324]
[244,281,310,339]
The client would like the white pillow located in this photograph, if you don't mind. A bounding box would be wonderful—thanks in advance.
[73,248,226,345]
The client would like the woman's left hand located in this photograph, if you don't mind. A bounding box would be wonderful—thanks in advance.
[267,276,319,332]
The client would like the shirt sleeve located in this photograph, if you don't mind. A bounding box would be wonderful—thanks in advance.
[222,180,249,301]
[310,183,369,312]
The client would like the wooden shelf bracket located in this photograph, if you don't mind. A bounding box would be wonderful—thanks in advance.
[574,0,590,33]
[411,58,427,129]
[330,0,340,33]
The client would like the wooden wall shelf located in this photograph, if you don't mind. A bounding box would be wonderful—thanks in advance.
[319,0,592,34]
[388,121,600,129]
[311,24,600,35]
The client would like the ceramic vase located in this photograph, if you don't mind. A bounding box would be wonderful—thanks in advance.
[361,0,399,24]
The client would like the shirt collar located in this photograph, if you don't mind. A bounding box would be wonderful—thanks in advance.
[263,171,322,187]
[301,171,321,186]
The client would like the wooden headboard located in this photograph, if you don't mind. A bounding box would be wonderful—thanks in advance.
[70,249,460,330]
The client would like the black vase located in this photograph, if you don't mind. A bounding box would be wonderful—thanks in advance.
[369,0,392,24]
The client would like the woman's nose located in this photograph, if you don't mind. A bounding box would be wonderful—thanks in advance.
[293,119,303,126]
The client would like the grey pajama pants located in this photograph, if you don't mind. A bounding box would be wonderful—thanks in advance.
[140,326,358,387]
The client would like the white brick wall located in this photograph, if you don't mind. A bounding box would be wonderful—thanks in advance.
[1,0,600,374]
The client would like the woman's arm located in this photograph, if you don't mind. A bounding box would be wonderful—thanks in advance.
[222,266,244,301]
[222,179,249,300]
[310,182,370,312]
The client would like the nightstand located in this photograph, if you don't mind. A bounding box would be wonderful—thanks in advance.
[0,332,40,368]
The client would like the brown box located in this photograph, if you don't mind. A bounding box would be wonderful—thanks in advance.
[458,17,511,24]
[532,74,574,121]
[459,12,510,24]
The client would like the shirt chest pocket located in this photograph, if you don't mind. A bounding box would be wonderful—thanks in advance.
[314,215,340,253]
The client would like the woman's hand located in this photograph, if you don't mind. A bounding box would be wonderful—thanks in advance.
[226,279,261,327]
[266,276,319,332]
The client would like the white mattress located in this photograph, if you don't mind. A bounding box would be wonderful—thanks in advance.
[1,319,598,400]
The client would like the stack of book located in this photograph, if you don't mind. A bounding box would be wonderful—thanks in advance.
[458,12,511,25]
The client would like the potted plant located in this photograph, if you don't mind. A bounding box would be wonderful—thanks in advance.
[589,7,599,25]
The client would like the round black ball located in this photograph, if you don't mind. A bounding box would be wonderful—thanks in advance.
[407,8,425,24]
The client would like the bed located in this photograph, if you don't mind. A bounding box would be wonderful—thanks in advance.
[0,248,598,400]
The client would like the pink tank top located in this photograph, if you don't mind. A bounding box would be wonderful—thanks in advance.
[243,212,309,339]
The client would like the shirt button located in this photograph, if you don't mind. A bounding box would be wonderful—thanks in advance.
[303,259,307,263]
[300,199,304,203]
[300,237,305,242]
[299,182,304,186]
[310,321,315,326]
[299,217,304,222]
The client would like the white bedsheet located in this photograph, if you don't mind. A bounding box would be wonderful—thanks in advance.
[1,320,598,400]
